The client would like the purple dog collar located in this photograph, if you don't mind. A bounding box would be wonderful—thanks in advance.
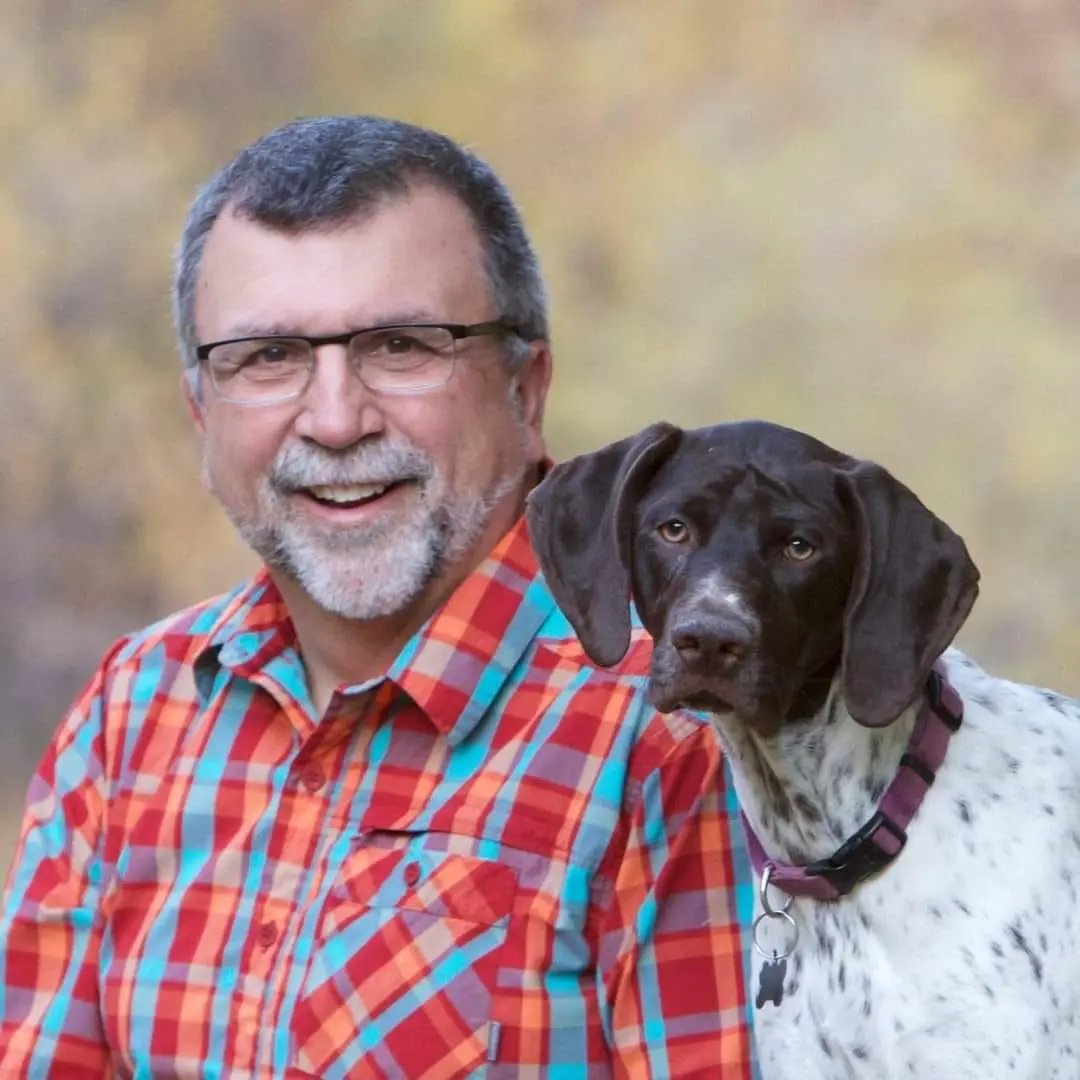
[742,666,964,902]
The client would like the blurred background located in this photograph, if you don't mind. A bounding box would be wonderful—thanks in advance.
[3,0,1079,876]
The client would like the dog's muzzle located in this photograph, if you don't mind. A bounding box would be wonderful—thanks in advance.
[648,608,764,715]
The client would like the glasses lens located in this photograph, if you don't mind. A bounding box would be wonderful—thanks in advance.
[207,339,312,402]
[351,326,455,392]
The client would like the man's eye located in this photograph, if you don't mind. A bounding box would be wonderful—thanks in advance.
[215,341,308,383]
[657,519,690,544]
[369,332,438,357]
[783,536,817,561]
[244,346,293,366]
[383,336,418,355]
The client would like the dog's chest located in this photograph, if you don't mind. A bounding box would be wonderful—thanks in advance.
[751,900,972,1079]
[751,891,1073,1080]
[745,662,1080,1080]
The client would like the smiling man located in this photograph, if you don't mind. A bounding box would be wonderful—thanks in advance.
[0,116,757,1078]
[187,179,546,712]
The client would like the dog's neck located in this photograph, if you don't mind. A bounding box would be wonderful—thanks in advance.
[714,680,919,866]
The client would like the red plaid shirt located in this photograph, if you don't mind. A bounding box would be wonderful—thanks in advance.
[0,519,755,1077]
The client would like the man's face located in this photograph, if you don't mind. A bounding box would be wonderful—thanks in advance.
[186,185,550,620]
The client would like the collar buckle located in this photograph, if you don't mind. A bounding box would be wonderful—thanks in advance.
[803,809,907,896]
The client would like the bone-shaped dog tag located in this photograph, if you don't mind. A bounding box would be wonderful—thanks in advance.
[756,952,786,1009]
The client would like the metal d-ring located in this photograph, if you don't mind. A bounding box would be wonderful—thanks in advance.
[752,864,799,961]
[751,907,799,961]
[759,863,793,916]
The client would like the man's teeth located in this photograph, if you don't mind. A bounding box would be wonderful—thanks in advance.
[307,483,388,503]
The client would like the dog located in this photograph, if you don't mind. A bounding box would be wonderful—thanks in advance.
[526,419,1080,1080]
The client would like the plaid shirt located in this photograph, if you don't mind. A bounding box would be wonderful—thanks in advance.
[0,519,758,1078]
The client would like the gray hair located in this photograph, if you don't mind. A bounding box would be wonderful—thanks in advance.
[172,115,548,371]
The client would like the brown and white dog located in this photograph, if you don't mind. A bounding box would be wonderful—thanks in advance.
[527,420,1080,1080]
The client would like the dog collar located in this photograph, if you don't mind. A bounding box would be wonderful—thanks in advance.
[742,666,964,902]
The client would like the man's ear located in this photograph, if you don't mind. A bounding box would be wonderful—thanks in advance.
[526,422,683,667]
[182,367,206,434]
[512,341,553,464]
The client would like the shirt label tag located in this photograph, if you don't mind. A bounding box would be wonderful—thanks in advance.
[487,1020,502,1063]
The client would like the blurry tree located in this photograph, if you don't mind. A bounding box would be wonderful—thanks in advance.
[2,0,1079,869]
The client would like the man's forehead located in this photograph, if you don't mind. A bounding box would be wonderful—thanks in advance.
[194,184,489,338]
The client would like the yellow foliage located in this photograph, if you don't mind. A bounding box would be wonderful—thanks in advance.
[3,0,1080,873]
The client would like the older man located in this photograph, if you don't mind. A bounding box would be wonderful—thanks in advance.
[0,116,756,1077]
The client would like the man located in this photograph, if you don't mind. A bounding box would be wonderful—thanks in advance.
[0,116,756,1077]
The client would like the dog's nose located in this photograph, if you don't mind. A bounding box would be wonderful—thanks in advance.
[670,618,753,673]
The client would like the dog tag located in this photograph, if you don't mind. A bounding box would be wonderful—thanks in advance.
[756,952,786,1009]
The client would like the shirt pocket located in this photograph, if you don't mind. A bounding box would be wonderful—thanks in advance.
[291,833,518,1080]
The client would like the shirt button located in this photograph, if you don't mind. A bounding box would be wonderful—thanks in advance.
[403,861,421,887]
[256,921,279,948]
[301,764,326,793]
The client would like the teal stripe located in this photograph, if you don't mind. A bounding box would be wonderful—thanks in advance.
[725,758,761,1079]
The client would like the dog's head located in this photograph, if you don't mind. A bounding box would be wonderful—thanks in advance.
[526,420,980,733]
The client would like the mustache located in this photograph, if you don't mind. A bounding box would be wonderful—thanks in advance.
[269,439,435,491]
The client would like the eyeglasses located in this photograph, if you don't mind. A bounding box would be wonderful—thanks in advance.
[194,320,518,405]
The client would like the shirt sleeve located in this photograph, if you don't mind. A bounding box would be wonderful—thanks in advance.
[596,718,754,1079]
[0,655,116,1078]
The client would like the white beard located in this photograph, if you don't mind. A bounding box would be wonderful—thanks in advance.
[208,432,526,620]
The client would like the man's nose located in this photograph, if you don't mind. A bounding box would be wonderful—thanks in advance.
[291,346,386,448]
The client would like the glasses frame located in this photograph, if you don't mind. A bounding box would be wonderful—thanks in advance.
[194,319,518,405]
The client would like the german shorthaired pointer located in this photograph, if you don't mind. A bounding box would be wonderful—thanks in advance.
[526,420,1080,1079]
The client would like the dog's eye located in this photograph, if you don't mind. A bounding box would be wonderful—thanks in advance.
[783,536,816,561]
[657,519,690,544]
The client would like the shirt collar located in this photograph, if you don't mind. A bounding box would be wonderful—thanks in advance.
[192,570,298,700]
[387,516,556,745]
[192,517,556,744]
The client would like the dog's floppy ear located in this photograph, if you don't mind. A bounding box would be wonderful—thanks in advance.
[838,462,980,727]
[526,422,683,667]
